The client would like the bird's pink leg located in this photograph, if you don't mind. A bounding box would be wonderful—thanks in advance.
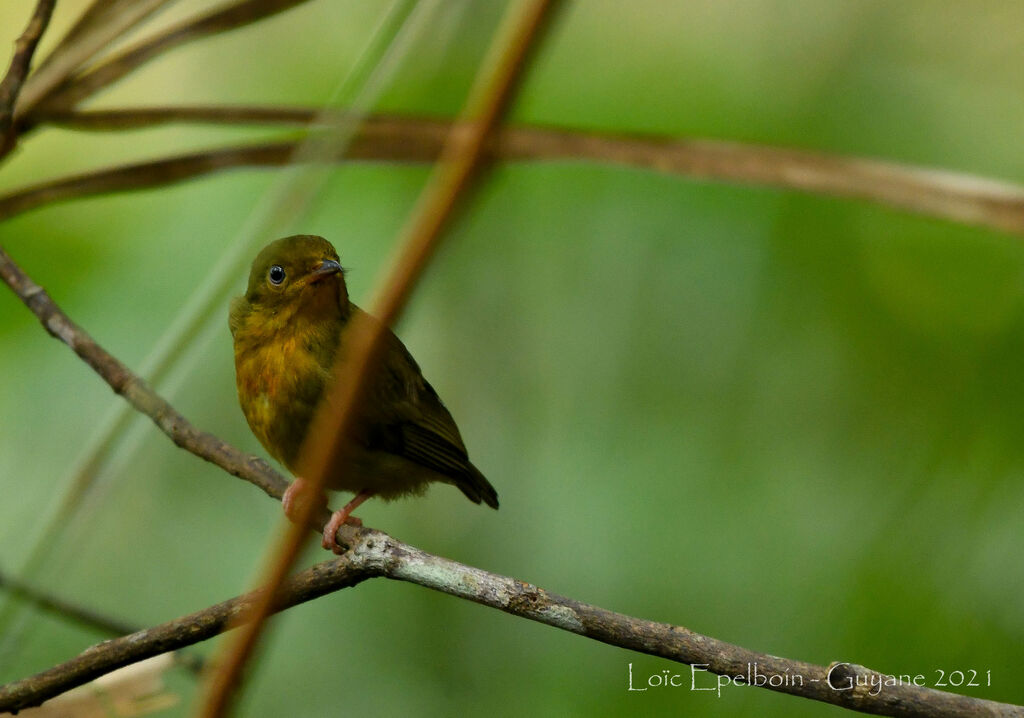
[281,477,326,523]
[322,489,375,553]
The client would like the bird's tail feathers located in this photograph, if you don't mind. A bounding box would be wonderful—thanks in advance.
[455,462,499,509]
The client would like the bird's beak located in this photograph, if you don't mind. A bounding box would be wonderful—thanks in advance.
[309,259,342,283]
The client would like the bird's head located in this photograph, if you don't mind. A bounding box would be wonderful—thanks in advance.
[239,235,349,321]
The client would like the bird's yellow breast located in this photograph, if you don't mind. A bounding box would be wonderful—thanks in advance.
[232,310,337,470]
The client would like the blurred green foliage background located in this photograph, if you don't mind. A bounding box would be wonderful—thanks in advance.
[1,1,1023,715]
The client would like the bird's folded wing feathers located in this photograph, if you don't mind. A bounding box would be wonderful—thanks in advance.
[400,422,474,476]
[359,326,475,479]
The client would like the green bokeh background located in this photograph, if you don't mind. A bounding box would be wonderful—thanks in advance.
[1,1,1023,716]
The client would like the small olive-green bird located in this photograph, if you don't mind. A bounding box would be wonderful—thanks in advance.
[230,235,497,551]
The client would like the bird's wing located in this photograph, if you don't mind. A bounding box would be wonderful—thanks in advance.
[348,309,498,507]
[354,313,473,479]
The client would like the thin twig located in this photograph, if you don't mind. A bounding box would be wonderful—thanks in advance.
[0,0,56,157]
[197,1,562,715]
[33,0,315,114]
[1,533,1021,717]
[0,143,292,220]
[0,568,206,675]
[13,0,178,120]
[30,0,152,77]
[35,104,338,128]
[0,556,370,713]
[10,109,1024,235]
[33,0,111,69]
[0,568,138,638]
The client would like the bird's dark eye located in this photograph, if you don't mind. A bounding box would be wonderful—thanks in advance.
[268,265,286,285]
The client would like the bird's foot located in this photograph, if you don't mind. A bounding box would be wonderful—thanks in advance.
[321,489,375,554]
[282,477,326,523]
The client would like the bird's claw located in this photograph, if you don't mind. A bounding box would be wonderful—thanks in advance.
[321,510,362,553]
